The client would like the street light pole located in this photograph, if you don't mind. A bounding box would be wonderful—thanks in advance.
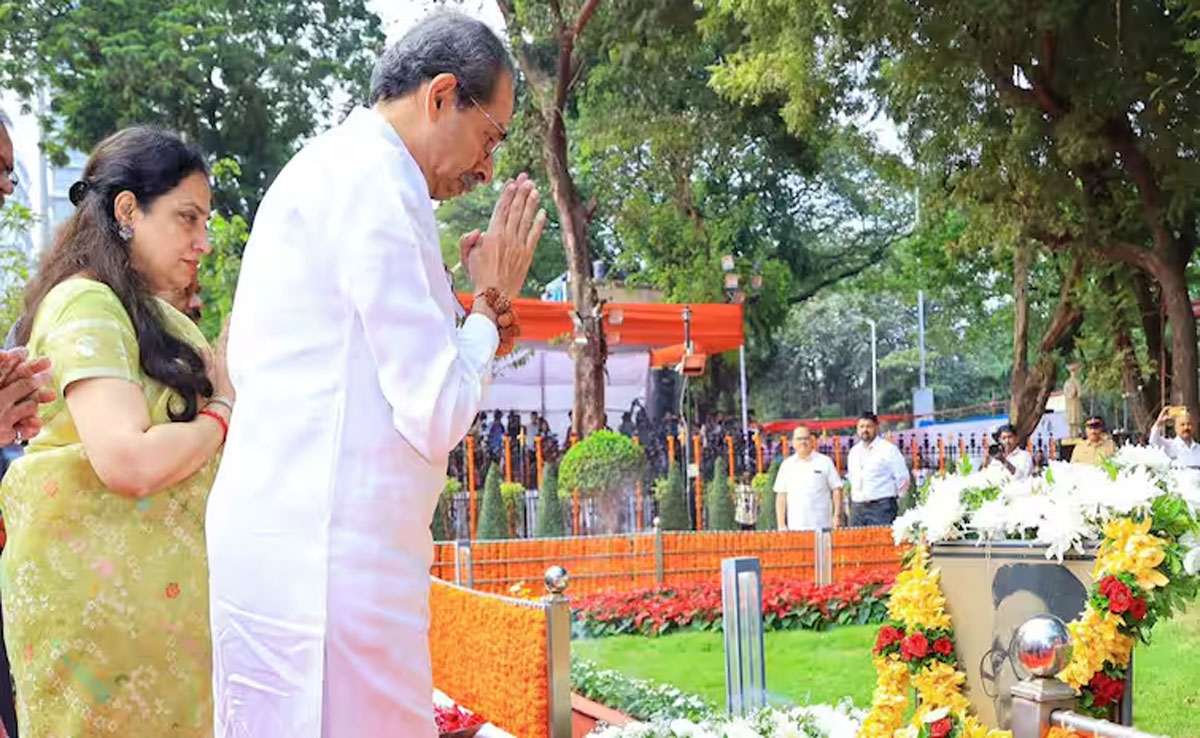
[865,318,878,415]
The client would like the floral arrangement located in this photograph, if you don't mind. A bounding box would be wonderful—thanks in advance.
[891,446,1200,563]
[860,547,1009,738]
[572,570,894,638]
[429,580,550,738]
[435,703,485,734]
[1055,514,1197,715]
[883,444,1200,725]
[587,700,863,738]
[571,656,715,722]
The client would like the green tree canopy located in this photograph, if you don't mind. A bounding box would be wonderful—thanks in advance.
[709,0,1200,426]
[1,0,383,218]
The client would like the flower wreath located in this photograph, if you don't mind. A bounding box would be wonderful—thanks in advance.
[865,514,1196,737]
[1056,517,1171,715]
[859,545,1011,738]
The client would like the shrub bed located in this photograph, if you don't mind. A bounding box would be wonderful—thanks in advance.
[571,569,894,638]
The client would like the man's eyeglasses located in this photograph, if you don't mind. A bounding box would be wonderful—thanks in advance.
[466,93,507,160]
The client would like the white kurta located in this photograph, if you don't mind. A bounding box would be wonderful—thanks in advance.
[206,107,498,738]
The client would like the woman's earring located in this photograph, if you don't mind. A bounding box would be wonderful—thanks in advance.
[118,223,134,241]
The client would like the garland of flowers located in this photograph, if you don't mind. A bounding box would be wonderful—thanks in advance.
[879,445,1200,737]
[1056,517,1168,715]
[860,545,1010,738]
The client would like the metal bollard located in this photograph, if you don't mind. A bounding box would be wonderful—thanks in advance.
[454,541,473,589]
[543,565,572,738]
[814,528,833,586]
[1009,615,1161,738]
[653,517,664,585]
[721,556,766,715]
[1008,615,1079,738]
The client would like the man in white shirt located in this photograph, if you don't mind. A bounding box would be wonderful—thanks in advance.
[775,425,844,530]
[1150,406,1200,467]
[845,412,910,526]
[982,423,1034,479]
[206,12,545,737]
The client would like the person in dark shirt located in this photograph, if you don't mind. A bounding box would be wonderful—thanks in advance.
[487,409,506,458]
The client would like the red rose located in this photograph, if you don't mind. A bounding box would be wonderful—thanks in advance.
[165,583,181,599]
[1130,597,1148,621]
[929,717,953,738]
[1088,672,1126,708]
[1108,586,1133,614]
[1098,575,1122,598]
[875,625,904,654]
[900,631,930,661]
[933,637,954,656]
[1099,576,1133,614]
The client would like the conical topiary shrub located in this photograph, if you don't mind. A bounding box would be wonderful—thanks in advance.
[535,462,565,537]
[655,461,691,531]
[477,463,508,540]
[501,481,526,537]
[432,477,461,540]
[706,456,736,530]
[756,456,783,530]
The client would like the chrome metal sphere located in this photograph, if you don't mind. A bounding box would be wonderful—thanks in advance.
[1012,615,1073,678]
[544,565,570,595]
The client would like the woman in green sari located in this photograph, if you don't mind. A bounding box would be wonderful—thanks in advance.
[1,127,233,737]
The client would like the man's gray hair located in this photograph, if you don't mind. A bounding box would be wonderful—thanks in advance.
[369,10,514,107]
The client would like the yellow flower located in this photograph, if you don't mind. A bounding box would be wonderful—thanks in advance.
[911,662,972,717]
[1059,607,1135,689]
[961,715,1013,738]
[1095,518,1170,591]
[887,555,953,630]
[873,654,910,693]
[860,654,911,738]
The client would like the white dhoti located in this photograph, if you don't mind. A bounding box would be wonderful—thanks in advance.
[206,107,497,737]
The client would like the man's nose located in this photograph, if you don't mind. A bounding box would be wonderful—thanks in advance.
[475,156,494,186]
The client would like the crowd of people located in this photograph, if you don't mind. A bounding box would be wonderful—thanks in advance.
[449,401,763,490]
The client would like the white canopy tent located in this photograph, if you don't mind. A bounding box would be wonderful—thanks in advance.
[480,347,650,438]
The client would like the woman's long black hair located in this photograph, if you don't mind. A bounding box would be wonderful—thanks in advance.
[18,126,213,421]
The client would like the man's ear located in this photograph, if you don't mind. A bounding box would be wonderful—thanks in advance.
[426,73,459,120]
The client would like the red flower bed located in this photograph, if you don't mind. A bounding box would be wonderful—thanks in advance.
[571,569,895,638]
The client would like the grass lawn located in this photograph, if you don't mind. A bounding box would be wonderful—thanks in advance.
[1135,603,1200,737]
[573,626,879,712]
[573,604,1200,737]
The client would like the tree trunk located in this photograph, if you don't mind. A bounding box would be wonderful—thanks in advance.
[1128,272,1168,401]
[1106,275,1159,432]
[1157,261,1199,415]
[502,0,607,437]
[1009,252,1084,442]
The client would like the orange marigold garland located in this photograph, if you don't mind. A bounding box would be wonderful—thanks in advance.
[429,579,549,738]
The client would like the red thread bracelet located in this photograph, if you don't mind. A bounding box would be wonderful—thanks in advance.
[200,409,229,440]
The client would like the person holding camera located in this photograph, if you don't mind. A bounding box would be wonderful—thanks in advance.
[1149,406,1200,467]
[982,423,1033,479]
